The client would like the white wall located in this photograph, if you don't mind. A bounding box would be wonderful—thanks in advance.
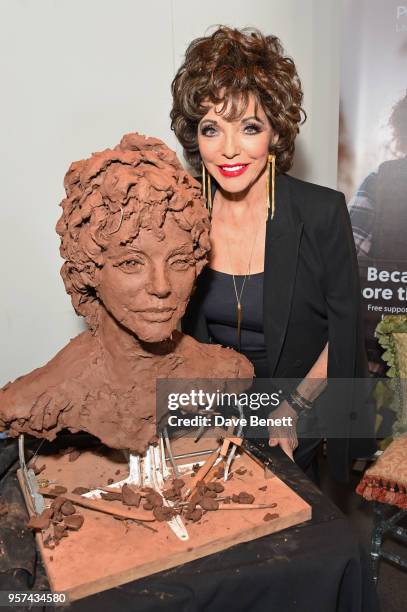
[0,0,341,385]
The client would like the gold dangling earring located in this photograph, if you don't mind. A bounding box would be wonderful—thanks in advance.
[266,153,276,221]
[202,160,206,202]
[201,161,212,218]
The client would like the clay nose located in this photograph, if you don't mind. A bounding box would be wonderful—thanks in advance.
[145,266,171,298]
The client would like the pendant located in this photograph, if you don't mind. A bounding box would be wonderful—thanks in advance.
[237,301,242,351]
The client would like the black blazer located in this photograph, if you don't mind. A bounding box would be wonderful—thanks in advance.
[182,173,376,480]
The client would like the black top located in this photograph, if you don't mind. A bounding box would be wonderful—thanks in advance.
[198,267,270,377]
[182,173,376,481]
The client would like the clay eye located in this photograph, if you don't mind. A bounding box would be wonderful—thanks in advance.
[118,258,143,273]
[171,258,193,271]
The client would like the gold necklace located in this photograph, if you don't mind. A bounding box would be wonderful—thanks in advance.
[224,209,263,351]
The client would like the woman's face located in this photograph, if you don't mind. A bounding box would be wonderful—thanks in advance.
[96,214,196,343]
[197,93,275,194]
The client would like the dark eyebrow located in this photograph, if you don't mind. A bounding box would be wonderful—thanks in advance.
[241,115,264,125]
[199,118,218,126]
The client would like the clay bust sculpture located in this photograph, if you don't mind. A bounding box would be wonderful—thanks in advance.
[0,133,253,454]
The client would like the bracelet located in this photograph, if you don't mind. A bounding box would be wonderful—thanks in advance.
[285,389,313,415]
[292,389,313,410]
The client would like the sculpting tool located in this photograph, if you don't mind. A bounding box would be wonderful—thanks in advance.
[40,488,155,522]
[217,503,278,511]
[184,446,222,499]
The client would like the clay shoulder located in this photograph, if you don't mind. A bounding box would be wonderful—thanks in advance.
[174,331,254,378]
[0,332,97,404]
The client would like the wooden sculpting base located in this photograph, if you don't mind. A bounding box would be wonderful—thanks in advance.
[18,438,311,601]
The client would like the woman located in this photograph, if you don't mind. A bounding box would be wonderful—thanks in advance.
[171,26,375,482]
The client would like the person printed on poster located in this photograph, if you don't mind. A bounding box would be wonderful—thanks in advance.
[348,92,407,374]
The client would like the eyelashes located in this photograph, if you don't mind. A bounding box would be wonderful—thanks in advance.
[200,122,263,137]
[243,123,263,135]
[200,125,215,136]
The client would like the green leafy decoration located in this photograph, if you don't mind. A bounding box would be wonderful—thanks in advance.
[375,315,407,436]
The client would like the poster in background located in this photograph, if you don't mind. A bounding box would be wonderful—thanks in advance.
[338,0,407,373]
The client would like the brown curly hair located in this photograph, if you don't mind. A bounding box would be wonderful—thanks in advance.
[170,26,306,174]
[389,90,407,156]
[56,133,211,331]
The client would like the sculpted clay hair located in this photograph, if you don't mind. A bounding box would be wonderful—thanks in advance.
[56,133,211,330]
[170,26,306,173]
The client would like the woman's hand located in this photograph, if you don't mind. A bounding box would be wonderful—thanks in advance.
[268,400,299,460]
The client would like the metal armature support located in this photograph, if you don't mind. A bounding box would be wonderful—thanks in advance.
[224,400,245,481]
[83,434,193,541]
[18,434,45,515]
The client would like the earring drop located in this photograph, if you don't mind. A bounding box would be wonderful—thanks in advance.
[201,161,212,218]
[266,154,276,220]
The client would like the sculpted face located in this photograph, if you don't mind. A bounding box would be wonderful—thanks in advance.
[96,214,196,342]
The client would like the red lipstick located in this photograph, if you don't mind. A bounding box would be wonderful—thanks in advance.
[217,163,249,178]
